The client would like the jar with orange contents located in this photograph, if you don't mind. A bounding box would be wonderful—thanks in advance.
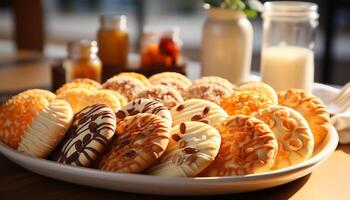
[64,40,102,82]
[97,15,128,68]
[141,26,182,69]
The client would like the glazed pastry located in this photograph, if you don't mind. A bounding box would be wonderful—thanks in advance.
[238,82,278,105]
[17,99,73,158]
[0,91,49,148]
[254,106,314,169]
[56,88,95,113]
[220,91,274,116]
[70,78,102,89]
[171,99,228,126]
[98,113,171,173]
[200,115,278,176]
[52,104,116,167]
[149,72,192,88]
[56,79,100,95]
[184,82,232,104]
[135,85,183,109]
[102,76,146,101]
[101,89,127,107]
[20,89,56,102]
[115,98,172,125]
[278,88,330,146]
[116,72,152,88]
[147,121,221,177]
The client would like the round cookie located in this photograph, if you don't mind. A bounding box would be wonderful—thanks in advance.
[115,98,172,125]
[71,78,102,89]
[0,92,49,148]
[278,88,330,146]
[21,89,56,102]
[238,82,278,105]
[98,113,171,173]
[52,104,116,167]
[56,81,99,95]
[193,76,235,93]
[184,82,232,103]
[151,77,188,96]
[101,89,127,107]
[102,76,146,102]
[149,72,192,88]
[147,121,221,177]
[117,72,152,88]
[56,88,95,113]
[200,115,278,176]
[135,85,183,109]
[171,99,228,127]
[220,91,275,116]
[254,106,314,169]
[17,99,74,158]
[86,90,121,113]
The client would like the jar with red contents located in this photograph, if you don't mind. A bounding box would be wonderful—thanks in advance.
[140,26,182,69]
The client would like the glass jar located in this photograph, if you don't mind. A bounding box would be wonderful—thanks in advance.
[261,1,319,92]
[64,40,102,82]
[97,15,128,67]
[140,26,182,69]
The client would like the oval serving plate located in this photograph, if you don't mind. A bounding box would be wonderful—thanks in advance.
[0,126,338,196]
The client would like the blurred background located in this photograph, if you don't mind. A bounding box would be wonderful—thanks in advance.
[0,0,349,85]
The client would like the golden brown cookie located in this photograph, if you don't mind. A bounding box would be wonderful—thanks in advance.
[184,82,232,104]
[278,89,330,146]
[20,89,56,102]
[52,104,116,167]
[149,72,192,88]
[116,72,152,88]
[100,89,127,107]
[135,85,184,109]
[147,121,221,177]
[98,113,171,173]
[102,76,146,102]
[56,80,100,95]
[151,78,188,96]
[0,92,49,148]
[71,78,102,89]
[200,115,278,176]
[254,106,314,169]
[193,76,235,93]
[56,88,95,113]
[238,82,278,105]
[220,91,274,116]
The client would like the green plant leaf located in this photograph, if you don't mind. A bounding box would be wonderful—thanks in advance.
[244,8,257,18]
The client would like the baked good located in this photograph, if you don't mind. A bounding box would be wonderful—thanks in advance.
[0,92,49,148]
[238,82,278,105]
[135,85,183,109]
[200,115,278,176]
[147,121,221,177]
[87,90,121,112]
[116,72,152,88]
[115,98,172,125]
[184,82,232,104]
[150,78,188,96]
[56,88,95,113]
[56,80,100,95]
[20,89,56,102]
[17,99,73,158]
[254,106,314,169]
[71,78,102,89]
[100,89,127,107]
[171,99,228,126]
[102,76,146,101]
[149,72,192,88]
[278,88,330,146]
[98,113,171,173]
[220,91,274,116]
[52,104,116,167]
[193,76,235,93]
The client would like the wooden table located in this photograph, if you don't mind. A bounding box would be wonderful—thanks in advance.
[1,52,350,200]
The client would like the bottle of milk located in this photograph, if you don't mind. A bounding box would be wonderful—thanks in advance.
[261,1,319,92]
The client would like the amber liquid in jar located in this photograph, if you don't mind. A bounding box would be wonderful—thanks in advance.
[97,15,128,67]
[64,40,102,82]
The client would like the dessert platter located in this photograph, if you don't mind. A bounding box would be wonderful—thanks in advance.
[0,72,338,195]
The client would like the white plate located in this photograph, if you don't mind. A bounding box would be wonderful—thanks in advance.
[0,126,338,196]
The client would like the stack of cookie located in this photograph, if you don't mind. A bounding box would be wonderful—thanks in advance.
[0,72,331,177]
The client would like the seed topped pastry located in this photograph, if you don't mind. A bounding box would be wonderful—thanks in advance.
[135,85,183,109]
[278,89,330,146]
[98,113,171,173]
[200,115,277,176]
[151,77,189,96]
[149,72,192,88]
[147,121,221,177]
[238,82,278,105]
[171,99,228,126]
[193,76,235,93]
[116,72,152,88]
[254,106,314,169]
[184,82,232,104]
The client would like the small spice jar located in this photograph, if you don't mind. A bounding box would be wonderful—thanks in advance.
[140,26,182,69]
[64,39,102,82]
[97,15,128,68]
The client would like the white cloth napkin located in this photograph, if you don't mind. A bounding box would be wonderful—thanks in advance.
[312,83,350,144]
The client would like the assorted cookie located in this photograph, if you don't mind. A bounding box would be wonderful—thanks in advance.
[1,74,332,177]
[147,121,221,177]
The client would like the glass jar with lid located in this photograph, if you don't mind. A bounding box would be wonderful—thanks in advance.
[64,39,102,82]
[97,15,128,68]
[141,26,182,69]
[261,1,319,92]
